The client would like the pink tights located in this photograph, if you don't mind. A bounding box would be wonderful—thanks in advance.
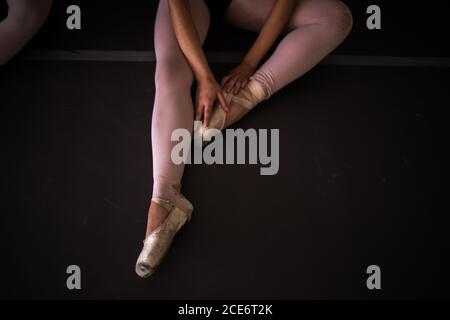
[152,0,353,202]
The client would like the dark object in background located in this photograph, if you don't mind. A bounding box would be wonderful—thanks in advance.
[0,0,8,21]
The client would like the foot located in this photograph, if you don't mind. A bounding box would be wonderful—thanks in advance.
[210,78,269,133]
[136,184,193,279]
[145,201,170,237]
[145,184,182,237]
[222,100,252,129]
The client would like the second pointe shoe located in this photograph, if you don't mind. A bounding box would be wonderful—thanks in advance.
[135,195,193,278]
[196,78,269,146]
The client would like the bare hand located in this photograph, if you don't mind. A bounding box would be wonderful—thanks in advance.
[221,61,257,95]
[196,77,229,128]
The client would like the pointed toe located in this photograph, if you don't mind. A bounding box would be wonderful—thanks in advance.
[135,196,193,279]
[135,262,155,279]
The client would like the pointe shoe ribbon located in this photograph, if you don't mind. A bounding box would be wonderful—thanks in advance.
[135,197,193,278]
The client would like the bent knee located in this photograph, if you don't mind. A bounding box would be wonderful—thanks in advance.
[323,1,353,38]
[8,3,52,33]
[292,0,353,38]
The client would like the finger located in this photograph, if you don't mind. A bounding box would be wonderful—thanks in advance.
[222,81,231,91]
[195,104,204,122]
[222,81,231,93]
[241,79,249,88]
[226,76,238,93]
[217,91,229,113]
[224,82,233,94]
[204,103,212,127]
[221,75,231,87]
[233,80,242,95]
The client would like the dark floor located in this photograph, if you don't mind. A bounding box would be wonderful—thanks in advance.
[0,61,449,299]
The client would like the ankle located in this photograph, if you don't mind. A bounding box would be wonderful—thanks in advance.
[152,176,180,198]
[152,176,193,213]
[251,70,275,101]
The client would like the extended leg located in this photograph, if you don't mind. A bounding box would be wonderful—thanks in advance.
[148,0,210,235]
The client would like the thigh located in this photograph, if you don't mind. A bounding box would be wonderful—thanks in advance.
[155,0,210,65]
[225,0,349,33]
[6,0,52,17]
[224,0,275,32]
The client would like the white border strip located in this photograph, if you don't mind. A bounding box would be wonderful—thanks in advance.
[22,50,450,67]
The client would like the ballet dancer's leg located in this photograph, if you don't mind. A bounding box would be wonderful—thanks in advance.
[222,0,353,126]
[0,0,52,66]
[147,0,210,236]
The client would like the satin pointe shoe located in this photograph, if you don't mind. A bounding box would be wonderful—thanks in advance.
[135,195,193,278]
[194,78,268,146]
